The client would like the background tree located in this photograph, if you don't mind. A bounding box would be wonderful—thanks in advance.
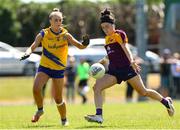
[0,0,21,46]
[0,0,164,48]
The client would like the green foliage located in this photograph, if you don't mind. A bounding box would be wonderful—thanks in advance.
[58,0,101,39]
[16,3,50,46]
[0,0,164,47]
[147,0,164,5]
[0,0,21,45]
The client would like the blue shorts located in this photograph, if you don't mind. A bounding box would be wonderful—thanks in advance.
[107,65,137,84]
[38,65,65,78]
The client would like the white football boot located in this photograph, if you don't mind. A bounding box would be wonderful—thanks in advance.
[61,120,69,126]
[165,97,175,117]
[84,115,103,124]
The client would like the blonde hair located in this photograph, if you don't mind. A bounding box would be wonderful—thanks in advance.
[49,8,63,20]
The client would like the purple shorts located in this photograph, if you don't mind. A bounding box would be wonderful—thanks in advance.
[107,65,137,84]
[38,65,65,78]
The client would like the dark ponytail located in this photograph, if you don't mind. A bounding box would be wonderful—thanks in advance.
[100,8,115,24]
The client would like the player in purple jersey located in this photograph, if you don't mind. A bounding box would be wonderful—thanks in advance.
[84,8,175,124]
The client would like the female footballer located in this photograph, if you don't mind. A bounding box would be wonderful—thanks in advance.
[20,8,89,126]
[84,9,175,124]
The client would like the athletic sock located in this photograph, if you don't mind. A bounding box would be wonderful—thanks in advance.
[61,118,67,122]
[38,107,43,111]
[161,98,170,109]
[96,108,102,115]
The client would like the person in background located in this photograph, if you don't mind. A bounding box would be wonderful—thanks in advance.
[77,58,90,104]
[159,49,173,97]
[64,56,76,103]
[171,52,180,98]
[20,8,89,126]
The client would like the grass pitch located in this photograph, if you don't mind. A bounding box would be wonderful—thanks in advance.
[0,102,180,129]
[0,75,179,129]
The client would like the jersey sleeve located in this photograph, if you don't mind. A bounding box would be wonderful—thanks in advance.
[116,30,128,44]
[40,29,45,38]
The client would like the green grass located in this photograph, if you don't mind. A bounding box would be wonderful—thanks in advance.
[0,76,127,103]
[0,77,34,100]
[0,76,53,101]
[0,102,180,129]
[0,75,179,129]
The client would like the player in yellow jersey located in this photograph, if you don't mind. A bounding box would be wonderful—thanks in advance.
[20,8,89,126]
[84,8,175,124]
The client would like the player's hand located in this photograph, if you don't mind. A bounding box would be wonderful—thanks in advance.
[20,53,30,61]
[131,62,141,73]
[81,34,89,46]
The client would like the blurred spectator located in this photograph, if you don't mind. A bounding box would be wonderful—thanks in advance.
[159,49,173,97]
[171,53,180,99]
[77,58,90,104]
[64,56,76,103]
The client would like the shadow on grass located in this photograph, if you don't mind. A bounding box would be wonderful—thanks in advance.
[74,123,143,129]
[75,125,107,129]
[24,124,58,128]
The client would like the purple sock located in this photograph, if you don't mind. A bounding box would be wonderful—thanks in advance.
[96,108,102,115]
[161,98,170,108]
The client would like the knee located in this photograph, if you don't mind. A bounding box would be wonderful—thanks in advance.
[52,90,63,102]
[56,99,64,107]
[54,98,64,104]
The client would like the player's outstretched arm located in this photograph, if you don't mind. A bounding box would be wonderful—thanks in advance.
[66,33,89,49]
[20,33,42,61]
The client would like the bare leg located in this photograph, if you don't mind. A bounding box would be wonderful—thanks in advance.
[33,72,49,108]
[93,74,117,109]
[127,74,175,116]
[84,74,117,123]
[31,72,49,122]
[127,75,163,101]
[52,78,66,119]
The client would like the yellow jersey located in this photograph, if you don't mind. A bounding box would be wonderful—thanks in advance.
[105,30,128,45]
[39,27,68,70]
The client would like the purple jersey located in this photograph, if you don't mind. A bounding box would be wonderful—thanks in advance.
[105,30,130,69]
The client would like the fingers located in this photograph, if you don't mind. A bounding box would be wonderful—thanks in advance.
[135,65,141,73]
[131,62,141,74]
[82,34,90,46]
[20,53,30,61]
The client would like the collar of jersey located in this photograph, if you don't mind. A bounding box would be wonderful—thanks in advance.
[50,27,62,35]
